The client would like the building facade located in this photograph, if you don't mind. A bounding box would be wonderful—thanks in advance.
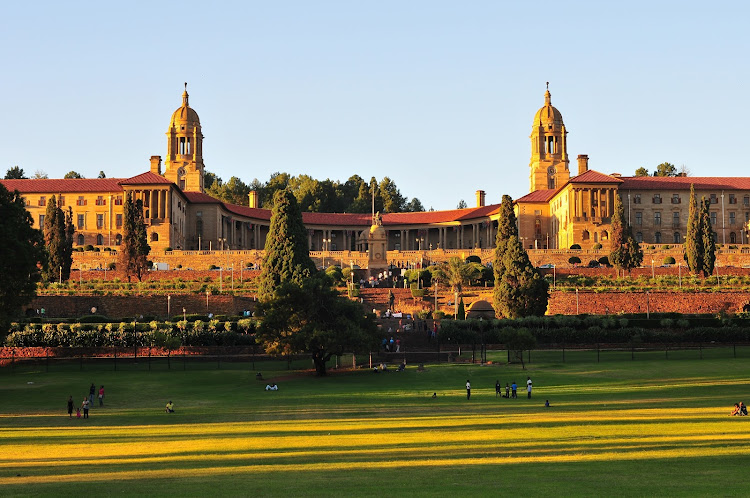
[3,87,750,263]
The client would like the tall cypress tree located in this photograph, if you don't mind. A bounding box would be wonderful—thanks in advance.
[120,193,150,281]
[62,207,74,281]
[495,235,549,318]
[258,189,317,302]
[700,197,716,277]
[492,195,517,285]
[609,193,642,275]
[684,184,703,275]
[42,195,64,282]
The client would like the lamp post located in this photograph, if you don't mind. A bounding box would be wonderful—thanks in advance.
[219,266,223,292]
[59,266,62,285]
[575,288,579,315]
[646,291,650,319]
[167,295,171,319]
[552,264,556,289]
[678,263,682,289]
[651,259,655,279]
[231,264,234,291]
[182,307,186,321]
[206,289,210,312]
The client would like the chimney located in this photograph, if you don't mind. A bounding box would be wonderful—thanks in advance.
[577,154,589,175]
[475,190,486,207]
[150,156,162,175]
[248,190,258,208]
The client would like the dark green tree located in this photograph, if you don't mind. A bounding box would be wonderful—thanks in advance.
[634,167,649,177]
[699,197,716,277]
[4,166,27,179]
[42,195,64,282]
[456,199,468,209]
[494,235,549,318]
[119,193,151,281]
[609,193,643,274]
[404,198,425,212]
[684,184,703,275]
[0,183,44,329]
[258,190,316,302]
[63,171,84,179]
[500,328,537,369]
[654,162,677,177]
[492,194,518,297]
[257,274,378,376]
[97,171,107,179]
[456,297,466,320]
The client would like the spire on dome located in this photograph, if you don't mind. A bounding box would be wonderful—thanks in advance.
[544,82,551,106]
[182,82,189,106]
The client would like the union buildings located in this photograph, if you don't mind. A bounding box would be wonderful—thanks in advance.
[3,87,750,265]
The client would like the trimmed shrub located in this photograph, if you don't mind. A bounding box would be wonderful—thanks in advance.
[663,256,676,265]
[592,243,603,250]
[569,256,581,265]
[598,256,610,266]
[570,244,581,250]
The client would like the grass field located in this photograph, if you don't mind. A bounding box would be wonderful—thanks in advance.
[1,353,749,497]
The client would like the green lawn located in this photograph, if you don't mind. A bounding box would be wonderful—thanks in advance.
[1,355,749,496]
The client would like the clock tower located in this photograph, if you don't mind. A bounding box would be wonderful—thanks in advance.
[164,84,205,192]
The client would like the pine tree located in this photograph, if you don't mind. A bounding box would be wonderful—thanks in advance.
[684,184,703,275]
[609,193,643,274]
[42,195,63,282]
[700,197,716,277]
[492,195,518,282]
[120,193,150,281]
[456,297,465,320]
[62,207,74,280]
[495,235,549,318]
[258,190,317,302]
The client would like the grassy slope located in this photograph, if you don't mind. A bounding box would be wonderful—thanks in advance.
[1,355,749,497]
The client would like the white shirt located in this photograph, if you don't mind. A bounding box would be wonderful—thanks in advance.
[466,382,471,390]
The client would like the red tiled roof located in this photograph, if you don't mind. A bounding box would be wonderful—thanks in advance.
[182,191,223,204]
[619,176,750,191]
[569,170,624,184]
[0,178,125,193]
[516,189,558,203]
[119,171,174,185]
[223,203,272,221]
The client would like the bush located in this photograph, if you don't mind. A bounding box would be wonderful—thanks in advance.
[663,256,676,265]
[208,264,219,270]
[592,243,602,250]
[84,245,94,251]
[569,256,581,265]
[465,255,481,264]
[433,311,446,320]
[570,244,581,250]
[587,260,600,268]
[107,262,116,271]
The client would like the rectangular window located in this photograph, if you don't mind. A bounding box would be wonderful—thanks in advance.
[671,194,680,204]
[672,212,680,227]
[730,212,736,225]
[39,214,45,227]
[95,196,106,206]
[635,212,642,225]
[710,194,717,204]
[59,196,65,206]
[729,194,737,205]
[96,214,104,229]
[633,194,641,204]
[654,212,661,226]
[744,196,750,207]
[114,196,123,206]
[652,194,662,204]
[38,196,46,206]
[76,196,86,206]
[116,214,123,228]
[77,214,85,229]
[711,212,717,225]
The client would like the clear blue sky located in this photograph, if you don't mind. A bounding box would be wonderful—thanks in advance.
[1,1,748,210]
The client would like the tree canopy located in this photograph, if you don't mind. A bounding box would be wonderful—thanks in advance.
[4,166,26,179]
[684,185,716,277]
[258,190,317,302]
[42,195,74,282]
[654,162,677,177]
[494,235,549,318]
[0,183,44,329]
[119,193,151,281]
[63,171,84,179]
[609,193,643,274]
[257,274,378,376]
[634,167,649,177]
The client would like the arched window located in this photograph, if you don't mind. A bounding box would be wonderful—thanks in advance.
[77,234,85,246]
[582,230,590,241]
[730,232,737,243]
[115,234,122,245]
[655,232,662,244]
[673,232,681,244]
[601,231,609,241]
[96,234,103,245]
[151,232,159,242]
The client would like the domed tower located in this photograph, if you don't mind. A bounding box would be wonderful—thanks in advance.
[164,84,205,192]
[529,84,569,192]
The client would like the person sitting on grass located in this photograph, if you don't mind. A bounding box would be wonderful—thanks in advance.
[740,402,748,416]
[265,383,278,391]
[731,403,740,416]
[166,401,175,413]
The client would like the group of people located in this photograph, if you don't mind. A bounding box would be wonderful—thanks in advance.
[67,382,104,419]
[381,336,401,352]
[730,402,748,416]
[493,377,533,399]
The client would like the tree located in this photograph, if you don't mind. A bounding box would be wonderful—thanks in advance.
[42,197,74,282]
[257,274,378,376]
[457,199,468,209]
[634,167,649,177]
[492,194,518,292]
[64,171,84,179]
[684,184,703,275]
[4,166,26,179]
[494,235,549,318]
[609,193,643,274]
[119,193,150,281]
[654,162,677,177]
[0,183,44,329]
[97,171,106,179]
[500,328,537,369]
[32,170,49,179]
[404,198,425,212]
[379,177,406,213]
[258,190,317,302]
[699,197,716,277]
[432,257,482,317]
